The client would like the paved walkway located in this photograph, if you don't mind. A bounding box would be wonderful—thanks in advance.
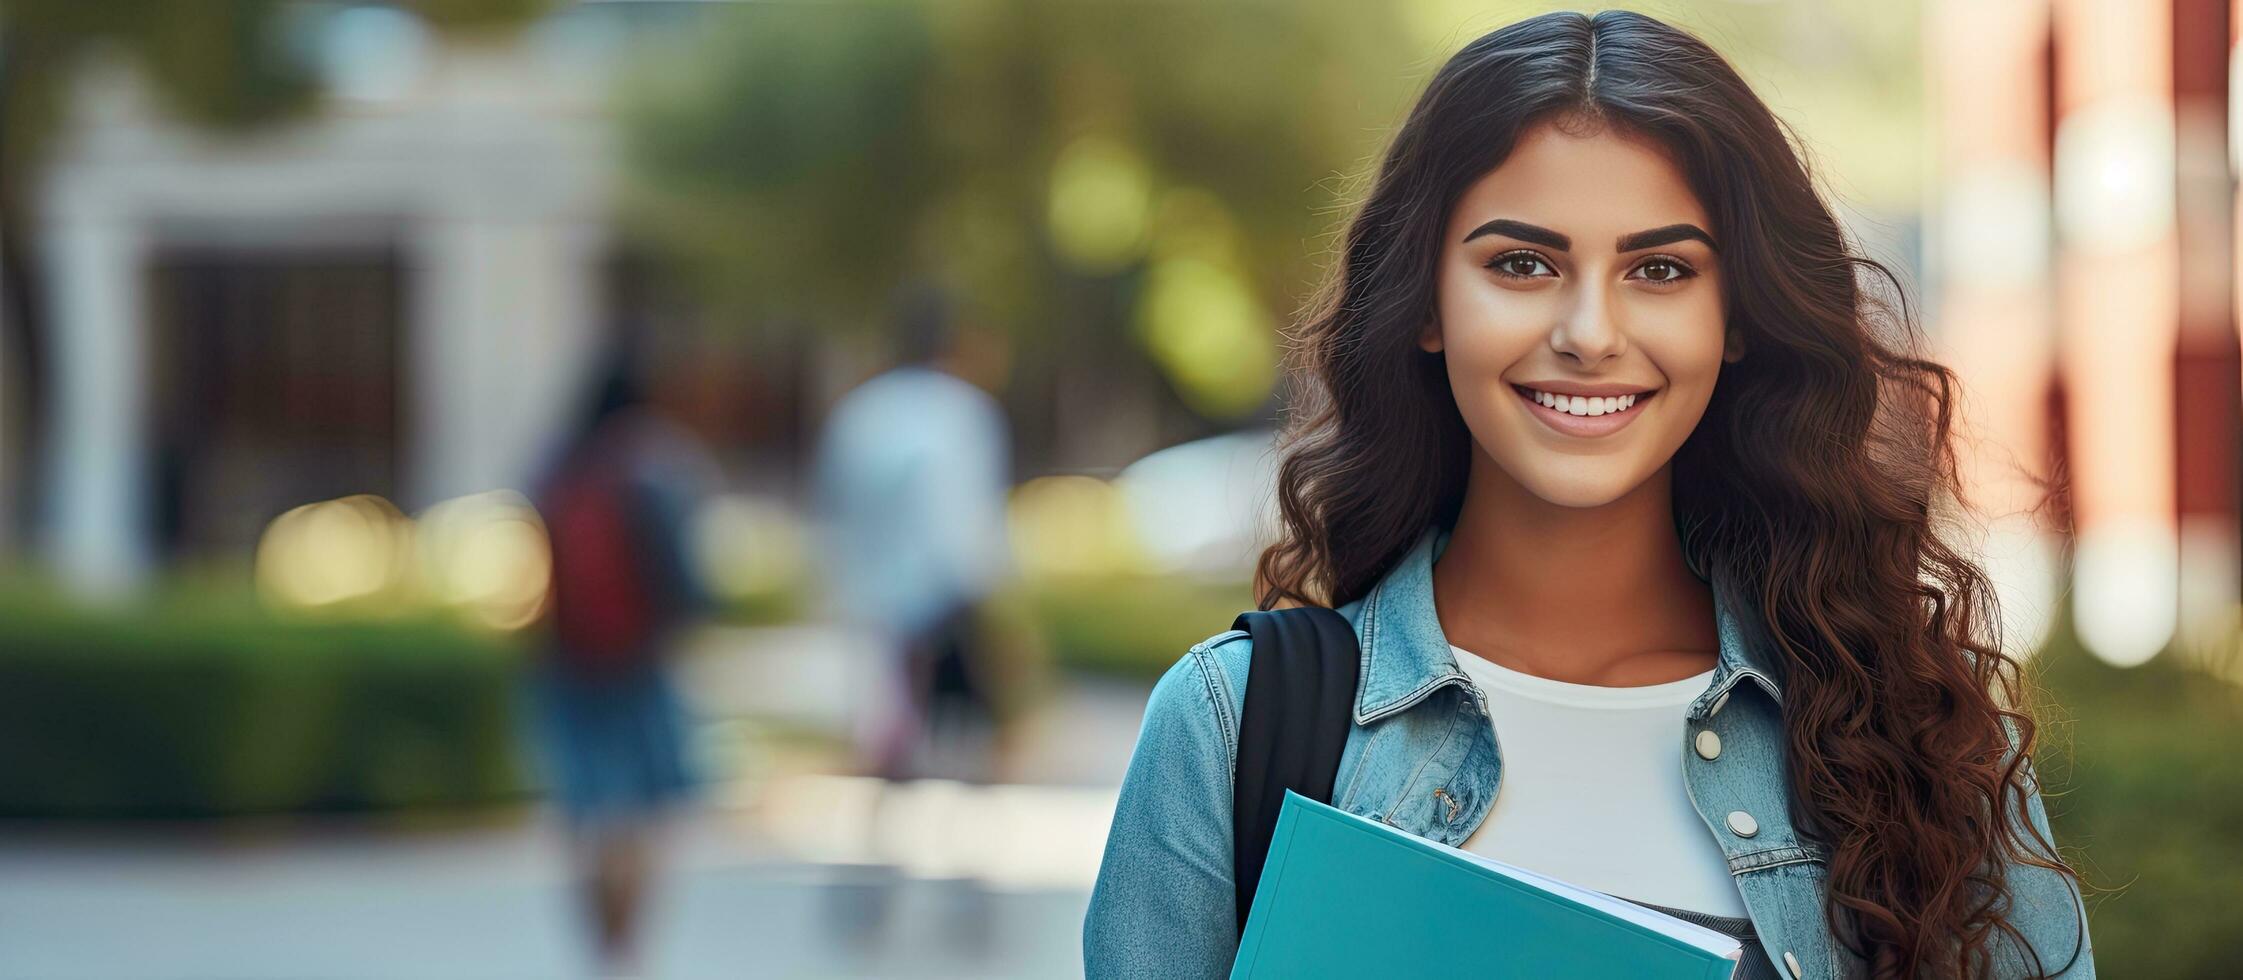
[0,806,1092,979]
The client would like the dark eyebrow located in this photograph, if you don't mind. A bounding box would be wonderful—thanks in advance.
[1617,223,1719,253]
[1461,218,1719,254]
[1462,218,1569,251]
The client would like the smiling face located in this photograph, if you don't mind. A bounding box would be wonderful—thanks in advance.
[1421,119,1742,509]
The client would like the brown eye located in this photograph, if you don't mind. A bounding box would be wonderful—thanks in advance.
[1634,257,1696,285]
[1485,251,1555,281]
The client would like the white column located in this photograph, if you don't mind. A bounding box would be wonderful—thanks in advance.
[407,216,604,509]
[2053,0,2180,667]
[40,211,150,597]
[1926,0,2061,665]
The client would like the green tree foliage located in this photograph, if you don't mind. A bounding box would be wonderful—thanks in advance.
[622,6,950,328]
[617,0,1421,417]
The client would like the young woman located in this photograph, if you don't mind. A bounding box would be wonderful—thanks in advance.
[1083,10,2092,980]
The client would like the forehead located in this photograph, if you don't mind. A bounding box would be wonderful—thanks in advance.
[1448,122,1712,240]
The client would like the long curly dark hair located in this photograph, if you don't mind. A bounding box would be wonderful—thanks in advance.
[1254,11,2083,978]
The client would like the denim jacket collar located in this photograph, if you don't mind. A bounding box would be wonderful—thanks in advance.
[1351,521,1786,726]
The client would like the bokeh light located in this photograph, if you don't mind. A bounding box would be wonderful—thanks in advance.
[254,494,415,611]
[413,490,552,631]
[1133,256,1277,419]
[1047,134,1154,274]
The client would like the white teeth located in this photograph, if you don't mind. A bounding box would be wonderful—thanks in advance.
[1528,389,1643,416]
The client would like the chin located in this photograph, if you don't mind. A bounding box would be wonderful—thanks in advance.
[1513,465,1645,509]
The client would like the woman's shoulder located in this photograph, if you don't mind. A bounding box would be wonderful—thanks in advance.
[1156,626,1256,711]
[1140,601,1371,757]
[1182,626,1254,703]
[1130,627,1256,774]
[1150,601,1372,735]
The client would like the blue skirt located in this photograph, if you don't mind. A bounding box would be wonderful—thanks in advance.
[526,657,697,828]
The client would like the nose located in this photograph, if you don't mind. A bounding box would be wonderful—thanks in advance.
[1549,286,1626,366]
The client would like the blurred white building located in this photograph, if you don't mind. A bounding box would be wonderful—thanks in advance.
[26,6,630,595]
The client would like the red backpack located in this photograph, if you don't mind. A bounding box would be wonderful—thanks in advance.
[542,447,666,675]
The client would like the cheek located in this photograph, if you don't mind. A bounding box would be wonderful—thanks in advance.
[1434,269,1546,365]
[1639,306,1729,393]
[1648,334,1724,383]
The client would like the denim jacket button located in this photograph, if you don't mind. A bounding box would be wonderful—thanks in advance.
[1709,690,1731,716]
[1725,810,1759,838]
[1693,729,1722,760]
[1783,950,1803,978]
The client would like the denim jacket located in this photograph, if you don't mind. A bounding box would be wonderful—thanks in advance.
[1083,523,2093,978]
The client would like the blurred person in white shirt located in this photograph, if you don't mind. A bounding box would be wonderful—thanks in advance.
[810,284,1015,787]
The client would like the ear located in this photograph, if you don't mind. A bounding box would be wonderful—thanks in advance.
[1418,316,1444,354]
[1721,325,1746,363]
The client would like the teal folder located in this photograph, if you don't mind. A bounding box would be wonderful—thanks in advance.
[1231,790,1743,979]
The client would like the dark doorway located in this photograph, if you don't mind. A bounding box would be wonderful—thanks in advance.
[145,244,405,561]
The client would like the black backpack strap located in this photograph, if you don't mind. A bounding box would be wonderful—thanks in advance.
[1229,605,1362,937]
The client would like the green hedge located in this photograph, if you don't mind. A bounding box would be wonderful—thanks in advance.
[2029,606,2243,977]
[1024,573,1257,679]
[0,578,530,818]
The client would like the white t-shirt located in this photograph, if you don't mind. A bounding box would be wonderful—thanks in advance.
[1450,644,1749,917]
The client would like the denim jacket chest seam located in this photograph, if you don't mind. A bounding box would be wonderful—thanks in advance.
[1334,724,1376,812]
[1372,689,1472,825]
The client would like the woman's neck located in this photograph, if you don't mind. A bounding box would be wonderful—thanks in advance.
[1431,447,1720,686]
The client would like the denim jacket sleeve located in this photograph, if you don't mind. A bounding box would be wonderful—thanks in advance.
[1082,641,1243,979]
[1998,721,2096,978]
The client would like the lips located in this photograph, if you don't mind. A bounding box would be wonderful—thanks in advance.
[1511,383,1655,438]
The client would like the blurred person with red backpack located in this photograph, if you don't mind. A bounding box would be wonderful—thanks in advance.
[529,344,720,979]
